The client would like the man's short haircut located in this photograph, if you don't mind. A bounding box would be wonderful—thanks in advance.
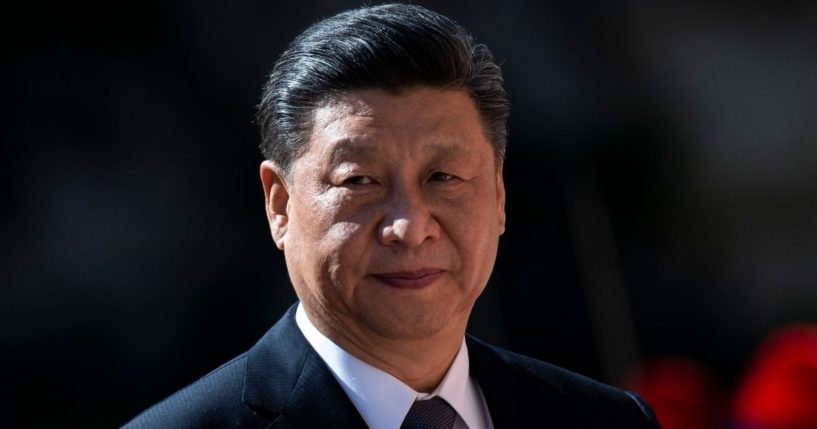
[257,3,509,175]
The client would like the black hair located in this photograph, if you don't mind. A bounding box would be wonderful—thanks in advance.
[257,3,509,174]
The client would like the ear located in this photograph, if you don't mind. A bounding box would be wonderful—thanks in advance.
[496,162,506,235]
[260,160,290,250]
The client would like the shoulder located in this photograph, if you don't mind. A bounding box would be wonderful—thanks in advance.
[467,336,660,428]
[122,353,272,429]
[122,306,309,428]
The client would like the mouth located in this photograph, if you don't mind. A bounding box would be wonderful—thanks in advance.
[370,269,445,289]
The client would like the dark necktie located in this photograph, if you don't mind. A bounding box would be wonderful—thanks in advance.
[401,397,457,429]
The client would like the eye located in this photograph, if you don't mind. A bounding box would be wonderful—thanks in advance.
[429,172,455,182]
[344,175,375,186]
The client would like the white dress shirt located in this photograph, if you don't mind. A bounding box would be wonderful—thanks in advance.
[295,303,494,429]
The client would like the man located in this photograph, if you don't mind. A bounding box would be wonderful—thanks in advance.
[125,4,660,428]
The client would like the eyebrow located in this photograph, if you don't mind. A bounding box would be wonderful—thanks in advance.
[326,139,376,165]
[427,142,463,160]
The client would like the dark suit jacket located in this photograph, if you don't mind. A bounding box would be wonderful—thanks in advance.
[124,304,660,428]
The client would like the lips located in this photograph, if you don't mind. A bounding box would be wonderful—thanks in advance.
[371,269,445,289]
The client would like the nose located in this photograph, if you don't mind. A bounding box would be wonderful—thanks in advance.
[378,186,441,248]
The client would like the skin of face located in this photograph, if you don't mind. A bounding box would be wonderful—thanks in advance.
[260,87,506,381]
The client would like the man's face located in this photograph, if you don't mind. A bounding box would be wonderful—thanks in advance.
[262,87,505,343]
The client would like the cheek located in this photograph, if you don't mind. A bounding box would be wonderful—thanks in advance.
[289,188,343,237]
[443,193,501,276]
[458,225,499,268]
[323,221,365,253]
[290,185,382,252]
[305,210,371,275]
[460,234,498,302]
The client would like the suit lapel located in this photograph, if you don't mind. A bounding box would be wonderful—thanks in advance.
[467,335,568,428]
[271,348,368,428]
[242,304,367,428]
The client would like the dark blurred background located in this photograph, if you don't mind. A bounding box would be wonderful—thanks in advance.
[3,1,817,427]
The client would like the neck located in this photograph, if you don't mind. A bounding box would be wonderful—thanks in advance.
[306,308,467,393]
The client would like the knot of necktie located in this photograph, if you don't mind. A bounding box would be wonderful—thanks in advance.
[401,397,457,429]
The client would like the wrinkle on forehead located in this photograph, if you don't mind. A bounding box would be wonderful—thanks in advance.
[311,92,376,131]
[313,88,475,128]
[303,88,492,171]
[323,138,476,166]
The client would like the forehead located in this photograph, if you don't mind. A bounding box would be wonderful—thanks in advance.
[305,87,491,161]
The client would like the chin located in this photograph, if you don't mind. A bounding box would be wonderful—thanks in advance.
[360,303,463,341]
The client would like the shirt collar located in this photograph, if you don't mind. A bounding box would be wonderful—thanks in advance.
[295,303,485,429]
